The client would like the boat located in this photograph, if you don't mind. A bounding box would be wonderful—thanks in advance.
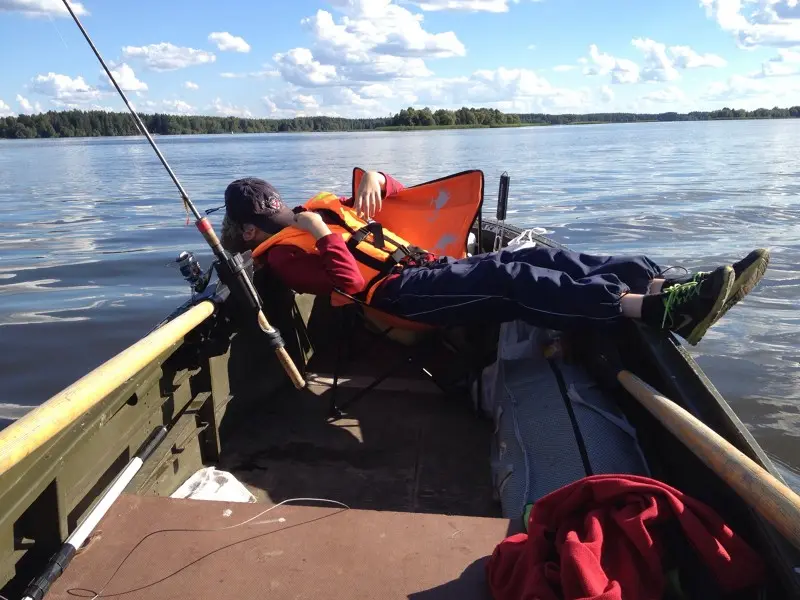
[1,206,799,600]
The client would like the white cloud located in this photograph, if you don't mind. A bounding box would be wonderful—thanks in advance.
[31,72,102,105]
[305,6,465,62]
[16,95,32,112]
[700,0,800,48]
[208,32,251,53]
[292,2,466,89]
[162,99,195,114]
[412,0,522,12]
[642,86,686,103]
[263,91,323,117]
[632,38,679,82]
[184,81,199,90]
[101,63,148,92]
[703,73,800,107]
[135,100,159,111]
[553,65,576,72]
[600,85,614,103]
[760,48,800,76]
[527,44,537,50]
[0,0,87,17]
[209,98,253,118]
[584,44,641,84]
[584,40,726,86]
[341,55,432,82]
[359,83,393,98]
[399,67,591,113]
[122,43,216,72]
[669,45,727,69]
[323,87,383,110]
[373,29,465,59]
[273,48,339,86]
[0,99,13,117]
[16,94,42,113]
[219,69,280,79]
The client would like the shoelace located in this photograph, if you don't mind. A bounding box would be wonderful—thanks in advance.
[661,280,701,329]
[656,265,690,279]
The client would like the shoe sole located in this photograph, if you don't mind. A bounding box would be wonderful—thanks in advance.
[712,250,770,325]
[686,266,734,346]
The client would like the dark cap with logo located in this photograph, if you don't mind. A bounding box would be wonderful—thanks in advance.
[224,178,295,234]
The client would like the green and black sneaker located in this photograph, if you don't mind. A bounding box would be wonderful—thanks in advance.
[718,248,770,322]
[662,249,769,324]
[655,265,734,345]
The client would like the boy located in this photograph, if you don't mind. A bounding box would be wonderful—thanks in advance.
[220,171,768,345]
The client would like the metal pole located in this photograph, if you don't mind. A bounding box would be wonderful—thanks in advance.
[21,427,168,600]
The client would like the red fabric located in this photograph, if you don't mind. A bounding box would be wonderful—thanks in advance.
[264,234,366,296]
[262,173,406,296]
[486,474,766,600]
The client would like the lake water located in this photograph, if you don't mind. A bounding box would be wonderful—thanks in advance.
[1,121,798,482]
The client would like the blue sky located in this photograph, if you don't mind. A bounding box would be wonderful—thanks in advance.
[1,0,800,118]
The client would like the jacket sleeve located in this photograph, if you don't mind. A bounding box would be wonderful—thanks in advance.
[380,172,405,197]
[263,234,365,296]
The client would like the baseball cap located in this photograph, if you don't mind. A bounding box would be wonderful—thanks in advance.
[224,177,295,234]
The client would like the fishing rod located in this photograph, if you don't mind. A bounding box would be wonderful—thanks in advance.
[59,0,305,389]
[20,427,168,600]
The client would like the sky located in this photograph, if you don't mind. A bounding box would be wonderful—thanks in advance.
[1,0,800,119]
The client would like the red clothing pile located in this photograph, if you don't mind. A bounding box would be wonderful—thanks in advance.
[486,474,766,600]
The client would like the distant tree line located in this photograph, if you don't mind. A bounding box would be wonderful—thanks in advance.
[0,111,392,139]
[2,105,800,139]
[390,106,521,126]
[517,106,800,125]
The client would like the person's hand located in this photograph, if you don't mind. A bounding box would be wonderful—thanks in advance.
[294,211,331,240]
[354,171,386,220]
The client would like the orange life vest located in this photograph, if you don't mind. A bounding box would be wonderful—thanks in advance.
[253,169,485,304]
[252,192,416,303]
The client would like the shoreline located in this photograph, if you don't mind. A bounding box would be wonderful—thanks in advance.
[2,114,799,140]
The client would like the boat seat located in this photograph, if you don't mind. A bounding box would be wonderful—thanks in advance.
[47,494,510,600]
[327,168,486,415]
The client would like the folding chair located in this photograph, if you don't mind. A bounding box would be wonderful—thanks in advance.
[327,168,485,417]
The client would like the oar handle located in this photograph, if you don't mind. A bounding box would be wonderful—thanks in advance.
[618,370,800,550]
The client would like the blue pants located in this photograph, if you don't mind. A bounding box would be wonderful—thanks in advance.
[370,246,661,331]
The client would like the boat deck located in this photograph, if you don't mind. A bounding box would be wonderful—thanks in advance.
[46,495,508,600]
[218,325,501,517]
[46,328,513,600]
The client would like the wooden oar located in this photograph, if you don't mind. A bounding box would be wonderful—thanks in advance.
[571,332,800,550]
[615,365,800,551]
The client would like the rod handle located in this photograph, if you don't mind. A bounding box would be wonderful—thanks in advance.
[257,311,306,389]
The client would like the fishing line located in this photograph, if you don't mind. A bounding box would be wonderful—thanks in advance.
[66,498,350,599]
[47,12,69,50]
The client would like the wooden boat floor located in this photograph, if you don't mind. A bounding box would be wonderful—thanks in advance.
[46,495,508,600]
[218,333,501,518]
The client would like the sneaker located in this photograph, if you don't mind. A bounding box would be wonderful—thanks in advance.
[717,249,769,323]
[659,249,769,324]
[659,265,734,345]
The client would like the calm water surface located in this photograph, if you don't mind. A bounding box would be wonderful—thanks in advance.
[1,121,798,481]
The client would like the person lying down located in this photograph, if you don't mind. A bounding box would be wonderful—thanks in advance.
[220,170,769,346]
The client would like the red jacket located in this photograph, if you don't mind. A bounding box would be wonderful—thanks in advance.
[260,173,405,296]
[486,474,766,600]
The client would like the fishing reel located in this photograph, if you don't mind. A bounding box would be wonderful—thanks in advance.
[175,251,213,294]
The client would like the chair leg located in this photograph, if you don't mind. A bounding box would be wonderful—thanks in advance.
[338,355,411,413]
[329,307,349,419]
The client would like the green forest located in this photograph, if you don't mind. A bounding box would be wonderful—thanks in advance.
[2,105,800,139]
